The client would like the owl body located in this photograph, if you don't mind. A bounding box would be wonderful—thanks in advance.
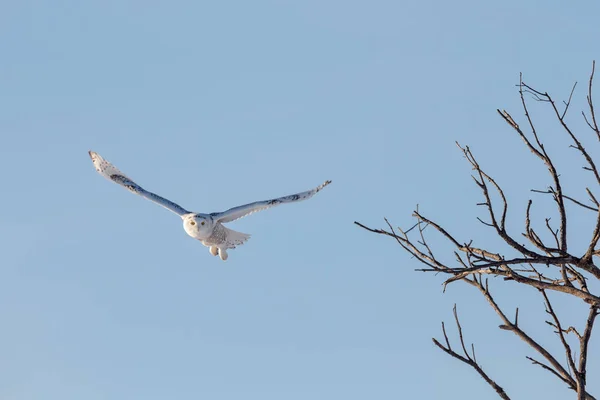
[89,151,330,261]
[202,223,227,245]
[182,213,250,260]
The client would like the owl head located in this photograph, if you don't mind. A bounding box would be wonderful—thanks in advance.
[183,213,213,239]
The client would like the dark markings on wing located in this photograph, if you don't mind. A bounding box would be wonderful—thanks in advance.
[267,194,301,205]
[211,180,331,223]
[110,174,189,215]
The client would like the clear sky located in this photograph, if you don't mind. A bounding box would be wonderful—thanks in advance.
[1,1,599,399]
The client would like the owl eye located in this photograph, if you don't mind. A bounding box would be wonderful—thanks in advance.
[190,221,196,226]
[201,221,205,226]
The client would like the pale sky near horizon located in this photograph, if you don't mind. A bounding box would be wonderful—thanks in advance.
[1,1,599,399]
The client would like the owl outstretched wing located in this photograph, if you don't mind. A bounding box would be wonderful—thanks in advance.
[211,180,331,223]
[89,151,190,217]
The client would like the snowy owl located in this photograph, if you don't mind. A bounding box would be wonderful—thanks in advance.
[89,151,331,261]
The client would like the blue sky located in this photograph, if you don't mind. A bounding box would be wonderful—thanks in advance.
[1,1,599,399]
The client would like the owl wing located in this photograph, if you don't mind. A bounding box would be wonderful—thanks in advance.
[211,180,331,223]
[89,151,190,217]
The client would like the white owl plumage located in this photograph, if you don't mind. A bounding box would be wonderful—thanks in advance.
[89,151,331,260]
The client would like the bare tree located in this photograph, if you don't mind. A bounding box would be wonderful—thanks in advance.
[355,62,599,400]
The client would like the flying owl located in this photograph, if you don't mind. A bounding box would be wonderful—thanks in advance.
[89,151,331,260]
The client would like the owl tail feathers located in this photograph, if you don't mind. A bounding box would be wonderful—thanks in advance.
[223,226,251,248]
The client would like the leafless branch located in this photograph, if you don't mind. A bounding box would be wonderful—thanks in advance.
[432,305,510,400]
[582,61,599,140]
[355,62,600,400]
[540,290,578,374]
[532,188,599,212]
